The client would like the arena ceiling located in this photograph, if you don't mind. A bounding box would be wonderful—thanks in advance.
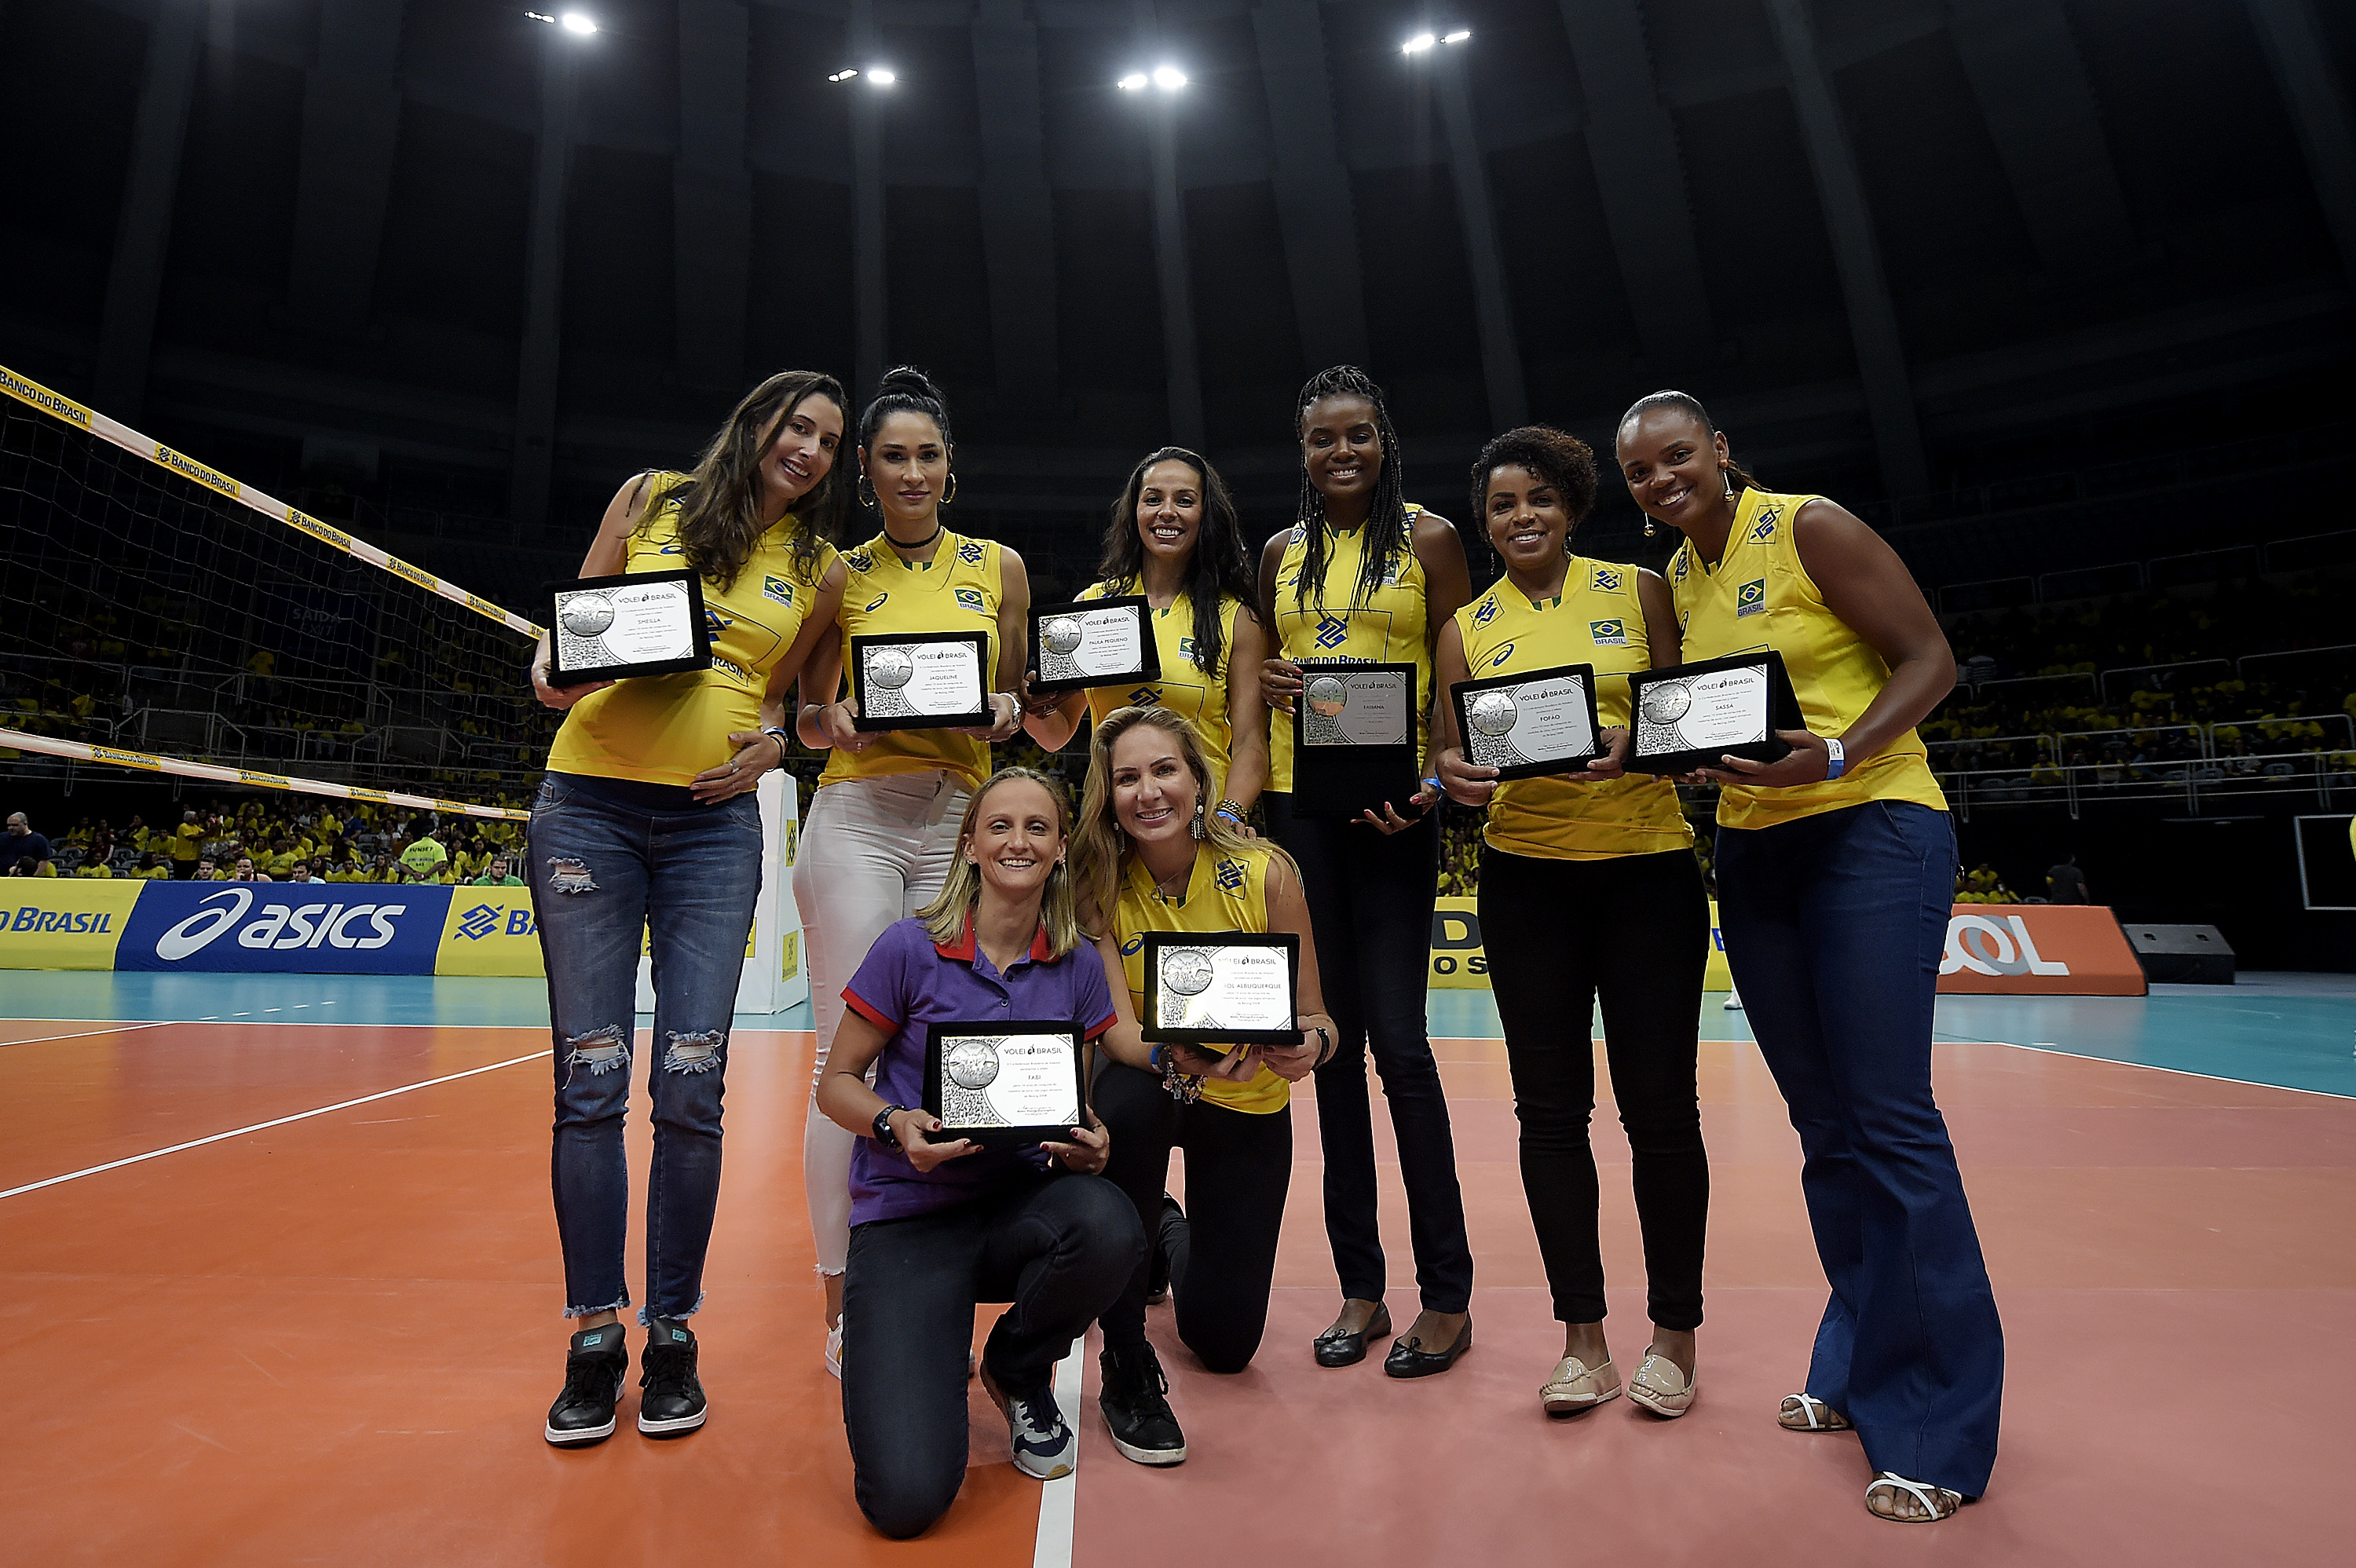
[1,0,2351,545]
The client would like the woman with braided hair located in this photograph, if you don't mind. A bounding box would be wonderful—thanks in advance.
[1256,366,1477,1376]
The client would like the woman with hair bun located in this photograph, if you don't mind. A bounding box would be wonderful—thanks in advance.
[1432,426,1709,1421]
[794,367,1033,1370]
[1616,389,1998,1524]
[528,369,851,1448]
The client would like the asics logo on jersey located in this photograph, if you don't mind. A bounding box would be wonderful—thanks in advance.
[1314,615,1349,649]
[1488,641,1516,668]
[1591,568,1622,592]
[1214,859,1246,894]
[1120,934,1145,956]
[1472,596,1499,627]
[863,594,887,612]
[955,587,985,612]
[957,539,985,565]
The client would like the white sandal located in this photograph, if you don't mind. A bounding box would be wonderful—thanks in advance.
[1627,1351,1694,1418]
[1777,1392,1850,1431]
[1865,1472,1963,1522]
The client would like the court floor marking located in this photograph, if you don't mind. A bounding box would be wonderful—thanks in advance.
[1988,1036,2356,1101]
[0,1022,171,1048]
[1030,1338,1087,1568]
[0,1048,551,1201]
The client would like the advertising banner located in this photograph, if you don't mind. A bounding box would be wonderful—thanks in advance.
[0,881,145,970]
[435,892,546,978]
[115,883,453,974]
[1936,905,2146,996]
[1427,897,1735,992]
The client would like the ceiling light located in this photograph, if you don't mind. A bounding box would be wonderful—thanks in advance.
[558,9,596,35]
[1443,30,1472,44]
[1403,32,1436,53]
[1118,72,1148,91]
[869,68,896,86]
[1151,64,1186,90]
[829,68,859,82]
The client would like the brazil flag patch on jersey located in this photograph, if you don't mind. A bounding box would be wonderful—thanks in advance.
[1736,579,1767,616]
[1590,618,1627,646]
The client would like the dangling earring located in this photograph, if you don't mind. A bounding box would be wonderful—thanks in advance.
[1643,517,1657,538]
[1721,464,1736,503]
[857,472,877,510]
[1189,801,1206,840]
[942,473,958,506]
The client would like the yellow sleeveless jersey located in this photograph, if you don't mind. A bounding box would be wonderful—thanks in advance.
[1267,506,1432,793]
[1667,487,1947,829]
[821,528,1006,791]
[1114,840,1290,1114]
[1077,579,1245,791]
[1454,559,1694,861]
[547,472,836,787]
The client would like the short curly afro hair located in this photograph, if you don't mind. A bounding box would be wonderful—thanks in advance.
[1467,426,1600,542]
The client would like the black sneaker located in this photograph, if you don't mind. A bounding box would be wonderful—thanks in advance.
[1099,1342,1187,1466]
[1143,1194,1183,1306]
[544,1322,627,1447]
[637,1316,708,1438]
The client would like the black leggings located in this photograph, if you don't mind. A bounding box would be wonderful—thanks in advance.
[1479,846,1710,1330]
[1093,1059,1293,1373]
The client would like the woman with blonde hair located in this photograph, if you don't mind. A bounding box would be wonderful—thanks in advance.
[817,766,1140,1537]
[1070,707,1334,1465]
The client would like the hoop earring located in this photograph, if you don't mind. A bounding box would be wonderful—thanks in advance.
[942,473,958,506]
[857,473,877,510]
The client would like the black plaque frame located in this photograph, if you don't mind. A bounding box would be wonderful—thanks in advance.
[1450,661,1606,781]
[1290,662,1422,821]
[921,1019,1087,1146]
[545,568,712,687]
[1026,595,1164,693]
[1623,649,1804,776]
[850,629,993,731]
[1139,931,1303,1053]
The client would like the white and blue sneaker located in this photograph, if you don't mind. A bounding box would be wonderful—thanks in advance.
[981,1362,1077,1480]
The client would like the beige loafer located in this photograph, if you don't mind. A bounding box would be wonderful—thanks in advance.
[1540,1354,1621,1416]
[1628,1351,1695,1418]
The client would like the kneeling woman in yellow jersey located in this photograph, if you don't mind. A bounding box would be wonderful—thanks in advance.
[1023,448,1270,822]
[526,370,851,1447]
[793,367,1032,1362]
[1433,427,1710,1420]
[1619,390,1999,1523]
[1070,707,1333,1465]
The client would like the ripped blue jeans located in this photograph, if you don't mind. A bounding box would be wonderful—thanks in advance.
[528,770,763,1321]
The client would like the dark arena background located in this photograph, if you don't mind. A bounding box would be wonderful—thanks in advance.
[2,2,2352,1565]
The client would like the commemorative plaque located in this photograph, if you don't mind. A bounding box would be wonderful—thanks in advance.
[851,630,993,730]
[1291,662,1421,821]
[546,569,712,686]
[1027,596,1162,693]
[1624,650,1804,775]
[1451,663,1604,780]
[923,1022,1087,1145]
[1140,932,1302,1052]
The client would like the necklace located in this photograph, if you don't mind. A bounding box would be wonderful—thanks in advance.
[887,521,944,556]
[1150,853,1193,899]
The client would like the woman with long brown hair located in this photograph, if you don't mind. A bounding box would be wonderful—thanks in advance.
[527,369,851,1447]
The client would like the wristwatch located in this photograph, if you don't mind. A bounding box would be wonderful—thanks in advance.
[1823,736,1847,780]
[872,1104,908,1149]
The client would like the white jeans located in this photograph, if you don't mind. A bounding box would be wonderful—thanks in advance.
[792,769,968,1275]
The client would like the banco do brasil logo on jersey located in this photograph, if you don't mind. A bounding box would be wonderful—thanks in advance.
[958,539,986,566]
[1472,596,1499,627]
[1314,614,1349,649]
[1591,567,1622,593]
[1214,859,1246,894]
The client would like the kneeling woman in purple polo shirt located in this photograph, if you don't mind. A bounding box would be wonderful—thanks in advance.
[817,766,1145,1540]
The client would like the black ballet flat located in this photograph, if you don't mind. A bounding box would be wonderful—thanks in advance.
[1313,1305,1392,1368]
[1382,1318,1473,1379]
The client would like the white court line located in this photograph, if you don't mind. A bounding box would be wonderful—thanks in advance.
[0,1021,170,1048]
[1031,1336,1087,1568]
[1975,1036,2356,1102]
[0,1049,551,1201]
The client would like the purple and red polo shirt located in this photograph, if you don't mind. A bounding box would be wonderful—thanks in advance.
[843,915,1117,1226]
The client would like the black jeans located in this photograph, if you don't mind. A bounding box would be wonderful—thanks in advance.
[1480,846,1710,1330]
[1093,1059,1293,1372]
[1264,792,1472,1314]
[840,1174,1142,1540]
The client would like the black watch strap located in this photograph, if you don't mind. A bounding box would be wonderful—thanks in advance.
[873,1104,907,1149]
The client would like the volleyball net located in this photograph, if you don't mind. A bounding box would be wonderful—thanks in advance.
[1,363,553,807]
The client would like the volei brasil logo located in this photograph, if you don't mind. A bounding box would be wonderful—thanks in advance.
[153,887,410,960]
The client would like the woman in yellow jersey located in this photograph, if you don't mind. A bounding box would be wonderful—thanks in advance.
[525,369,851,1449]
[1433,427,1710,1420]
[1617,390,1998,1523]
[792,367,1031,1360]
[1070,707,1333,1465]
[1256,367,1476,1376]
[1023,448,1270,823]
